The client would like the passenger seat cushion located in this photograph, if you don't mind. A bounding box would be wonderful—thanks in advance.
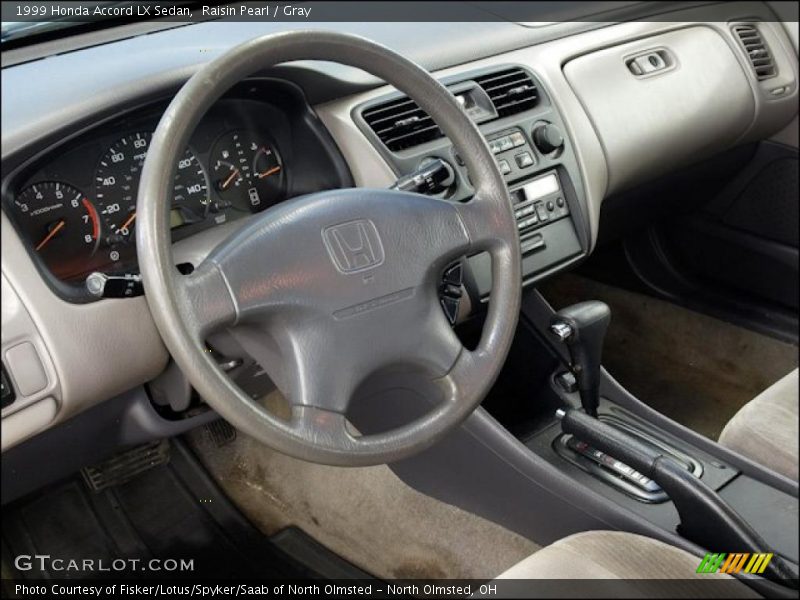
[496,531,745,581]
[492,531,758,598]
[719,369,799,481]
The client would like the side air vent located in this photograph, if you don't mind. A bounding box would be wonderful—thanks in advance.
[733,24,777,81]
[474,67,539,117]
[362,97,443,152]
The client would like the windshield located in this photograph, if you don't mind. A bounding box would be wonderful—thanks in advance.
[1,20,80,44]
[1,1,205,45]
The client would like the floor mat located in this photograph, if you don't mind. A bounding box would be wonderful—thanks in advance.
[185,408,539,581]
[539,274,799,440]
[1,439,321,580]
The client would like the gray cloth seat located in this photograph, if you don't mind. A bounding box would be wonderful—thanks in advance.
[719,368,799,481]
[492,530,757,597]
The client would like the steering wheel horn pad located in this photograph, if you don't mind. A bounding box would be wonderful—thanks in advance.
[138,31,521,465]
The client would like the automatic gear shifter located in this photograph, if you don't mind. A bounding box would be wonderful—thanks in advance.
[549,301,611,417]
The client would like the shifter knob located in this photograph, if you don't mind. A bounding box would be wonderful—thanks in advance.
[549,301,611,417]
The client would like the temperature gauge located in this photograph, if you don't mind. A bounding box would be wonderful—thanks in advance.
[210,130,285,212]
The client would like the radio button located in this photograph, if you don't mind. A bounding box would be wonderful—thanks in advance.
[515,152,534,168]
[509,132,526,147]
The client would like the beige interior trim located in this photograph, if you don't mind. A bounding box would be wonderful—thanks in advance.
[1,214,169,451]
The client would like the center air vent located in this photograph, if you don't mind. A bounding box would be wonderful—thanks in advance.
[362,67,540,152]
[733,24,777,81]
[475,68,539,117]
[362,97,443,152]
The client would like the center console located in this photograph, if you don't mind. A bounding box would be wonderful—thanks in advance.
[354,65,589,299]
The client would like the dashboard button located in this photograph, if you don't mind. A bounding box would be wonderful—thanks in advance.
[443,262,463,287]
[509,131,526,147]
[515,152,534,168]
[535,202,549,222]
[440,297,460,325]
[498,160,511,175]
[4,343,47,397]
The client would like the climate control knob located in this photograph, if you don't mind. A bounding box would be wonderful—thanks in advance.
[533,123,564,154]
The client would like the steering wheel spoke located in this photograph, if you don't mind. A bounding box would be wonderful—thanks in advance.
[177,261,238,340]
[456,186,517,254]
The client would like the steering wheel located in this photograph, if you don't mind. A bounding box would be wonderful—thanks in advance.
[137,31,521,466]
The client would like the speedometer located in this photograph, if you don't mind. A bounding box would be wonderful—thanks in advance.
[94,132,210,247]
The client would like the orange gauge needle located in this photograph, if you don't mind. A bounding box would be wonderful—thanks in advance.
[257,165,281,179]
[117,211,137,233]
[36,219,65,251]
[221,168,240,190]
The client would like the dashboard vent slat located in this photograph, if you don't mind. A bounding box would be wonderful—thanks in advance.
[361,66,540,152]
[362,97,443,151]
[474,67,539,118]
[733,24,777,81]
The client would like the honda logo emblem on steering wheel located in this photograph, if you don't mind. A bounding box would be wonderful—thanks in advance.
[322,219,385,274]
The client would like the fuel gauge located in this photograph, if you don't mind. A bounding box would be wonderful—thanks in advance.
[210,130,285,212]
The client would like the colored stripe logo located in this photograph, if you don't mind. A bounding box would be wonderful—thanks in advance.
[697,552,773,574]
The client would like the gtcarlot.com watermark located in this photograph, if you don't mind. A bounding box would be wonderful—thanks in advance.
[14,554,194,574]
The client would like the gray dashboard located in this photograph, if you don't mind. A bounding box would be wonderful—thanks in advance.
[1,2,798,450]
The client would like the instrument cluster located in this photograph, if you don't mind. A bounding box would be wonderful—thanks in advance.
[5,97,294,288]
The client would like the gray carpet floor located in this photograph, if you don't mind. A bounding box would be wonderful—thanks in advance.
[186,403,538,580]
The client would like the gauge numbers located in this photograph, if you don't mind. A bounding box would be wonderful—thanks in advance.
[14,181,100,280]
[94,132,210,251]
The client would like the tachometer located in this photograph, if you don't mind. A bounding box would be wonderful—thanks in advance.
[94,132,210,246]
[14,181,100,280]
[210,130,285,212]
